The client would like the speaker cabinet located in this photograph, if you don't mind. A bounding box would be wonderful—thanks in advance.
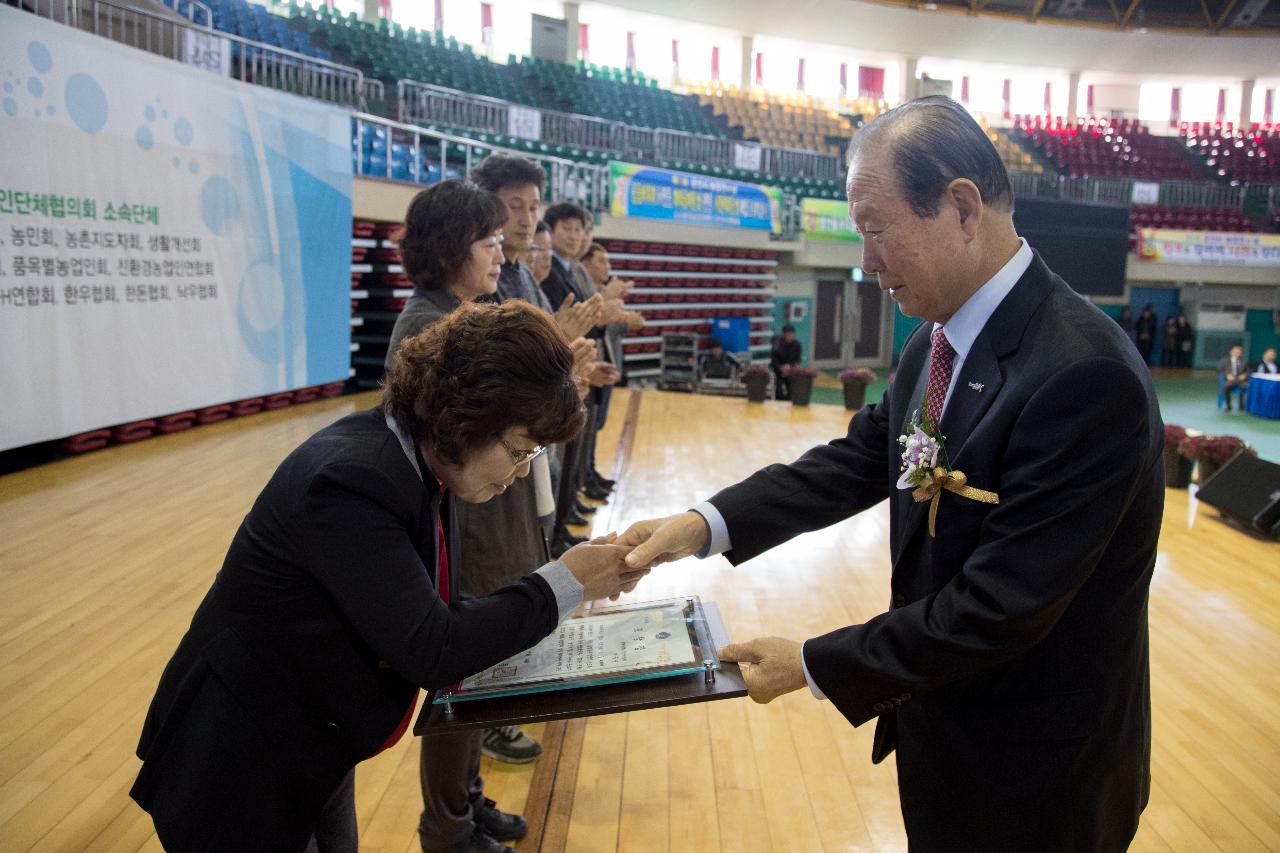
[1197,453,1280,539]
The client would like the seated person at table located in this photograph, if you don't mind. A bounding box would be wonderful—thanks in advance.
[1219,344,1250,410]
[699,338,741,380]
[1254,347,1278,375]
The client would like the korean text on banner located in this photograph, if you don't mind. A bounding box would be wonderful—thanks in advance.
[0,5,353,451]
[609,161,782,234]
[1138,229,1280,268]
[801,197,861,242]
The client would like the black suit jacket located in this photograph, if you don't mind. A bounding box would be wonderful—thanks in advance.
[130,408,562,852]
[708,253,1161,852]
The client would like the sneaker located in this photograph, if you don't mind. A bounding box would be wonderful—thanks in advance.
[481,725,543,764]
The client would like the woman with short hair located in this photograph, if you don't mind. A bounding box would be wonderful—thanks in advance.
[131,301,643,853]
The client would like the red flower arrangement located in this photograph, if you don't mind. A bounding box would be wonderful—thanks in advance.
[1163,424,1188,451]
[838,367,879,383]
[785,366,819,378]
[744,363,771,376]
[1178,434,1255,466]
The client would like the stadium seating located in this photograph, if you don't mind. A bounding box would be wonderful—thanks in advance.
[1180,123,1279,185]
[517,58,730,137]
[983,123,1046,175]
[694,86,854,157]
[1129,203,1261,233]
[1013,115,1206,181]
[168,0,330,59]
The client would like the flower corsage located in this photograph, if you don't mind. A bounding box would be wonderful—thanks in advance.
[897,411,999,537]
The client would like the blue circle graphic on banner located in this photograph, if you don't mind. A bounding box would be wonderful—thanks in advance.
[27,76,43,98]
[235,260,288,365]
[135,125,154,150]
[145,105,156,122]
[200,176,240,235]
[2,99,15,118]
[28,42,53,73]
[64,74,107,133]
[174,117,194,146]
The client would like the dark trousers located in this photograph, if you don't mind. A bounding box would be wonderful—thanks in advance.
[418,731,484,850]
[305,769,358,853]
[555,399,597,531]
[772,366,790,400]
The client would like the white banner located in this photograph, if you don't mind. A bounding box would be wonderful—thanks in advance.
[183,29,231,78]
[733,142,763,172]
[0,7,353,451]
[507,105,542,141]
[1130,181,1160,205]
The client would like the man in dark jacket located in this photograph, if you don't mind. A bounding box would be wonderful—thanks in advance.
[620,97,1160,853]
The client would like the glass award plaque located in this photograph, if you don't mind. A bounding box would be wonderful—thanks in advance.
[433,596,722,706]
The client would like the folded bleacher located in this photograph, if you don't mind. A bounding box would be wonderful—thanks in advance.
[1181,122,1278,186]
[1013,115,1206,181]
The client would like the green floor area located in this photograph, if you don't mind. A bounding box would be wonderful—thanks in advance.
[812,371,1280,463]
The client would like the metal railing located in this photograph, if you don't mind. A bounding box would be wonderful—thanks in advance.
[352,112,612,213]
[19,0,369,111]
[352,112,809,240]
[396,79,844,182]
[1009,171,1248,210]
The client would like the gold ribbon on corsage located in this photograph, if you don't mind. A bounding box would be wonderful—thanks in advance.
[910,467,1000,537]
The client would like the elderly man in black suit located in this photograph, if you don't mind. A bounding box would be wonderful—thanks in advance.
[621,96,1162,852]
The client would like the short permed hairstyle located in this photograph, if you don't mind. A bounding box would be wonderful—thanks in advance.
[542,202,590,231]
[398,180,507,290]
[848,95,1014,219]
[382,301,585,466]
[580,241,606,262]
[469,154,546,195]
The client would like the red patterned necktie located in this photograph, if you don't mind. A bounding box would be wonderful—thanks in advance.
[925,327,957,425]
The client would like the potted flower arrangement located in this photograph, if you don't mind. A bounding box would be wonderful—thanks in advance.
[785,366,819,406]
[1178,433,1256,484]
[1162,424,1194,489]
[838,367,878,410]
[743,364,771,403]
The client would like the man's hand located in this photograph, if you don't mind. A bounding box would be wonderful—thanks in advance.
[556,293,603,340]
[600,297,628,326]
[719,637,808,704]
[601,277,635,301]
[560,532,648,601]
[624,311,646,334]
[619,511,711,570]
[586,361,620,388]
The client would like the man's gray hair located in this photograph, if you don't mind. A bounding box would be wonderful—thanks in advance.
[849,96,1015,218]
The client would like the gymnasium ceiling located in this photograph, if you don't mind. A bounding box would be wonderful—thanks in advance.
[590,0,1280,78]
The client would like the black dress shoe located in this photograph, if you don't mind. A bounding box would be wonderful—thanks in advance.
[564,511,590,527]
[474,797,528,842]
[581,485,610,501]
[432,828,513,853]
[590,475,617,490]
[574,500,598,515]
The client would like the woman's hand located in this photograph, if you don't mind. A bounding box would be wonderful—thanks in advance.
[560,533,649,601]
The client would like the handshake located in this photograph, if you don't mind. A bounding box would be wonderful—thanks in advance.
[556,512,808,705]
[556,511,714,601]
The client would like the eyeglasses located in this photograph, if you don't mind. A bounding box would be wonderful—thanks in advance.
[500,438,546,465]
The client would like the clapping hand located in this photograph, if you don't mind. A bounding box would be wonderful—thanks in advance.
[556,293,604,340]
[719,637,808,704]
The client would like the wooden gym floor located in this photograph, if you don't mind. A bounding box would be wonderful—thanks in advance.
[0,388,1277,852]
